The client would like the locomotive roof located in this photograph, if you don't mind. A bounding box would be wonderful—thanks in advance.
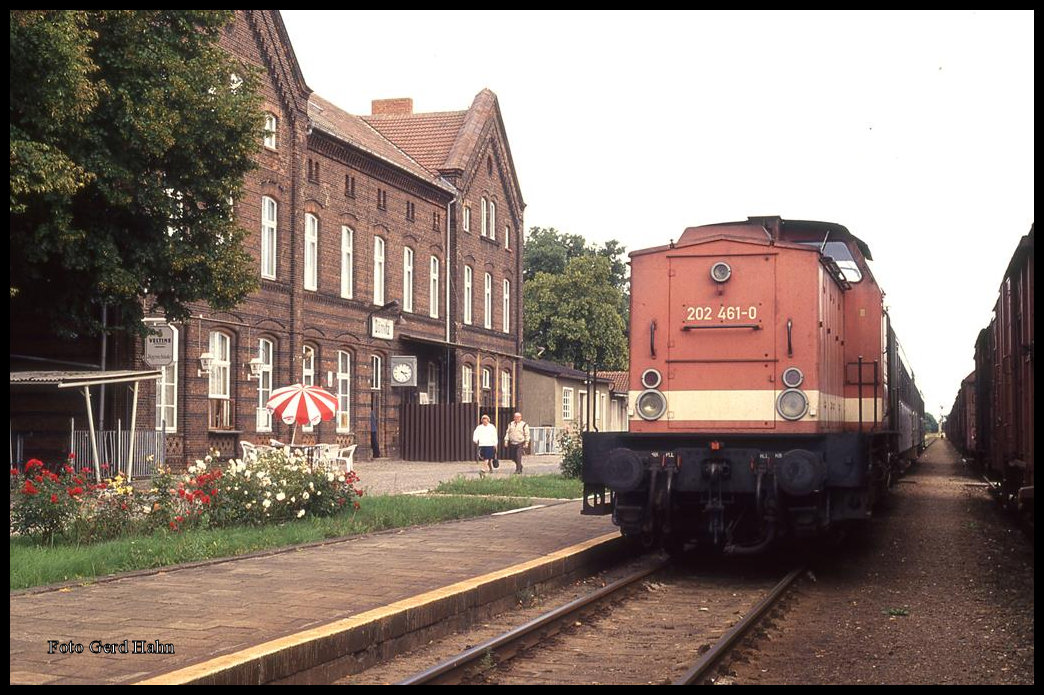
[631,216,873,262]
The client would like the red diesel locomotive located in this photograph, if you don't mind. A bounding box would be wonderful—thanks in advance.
[582,216,925,553]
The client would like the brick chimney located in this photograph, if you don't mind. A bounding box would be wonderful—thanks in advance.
[371,98,413,116]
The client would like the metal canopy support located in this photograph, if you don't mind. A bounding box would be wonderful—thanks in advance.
[81,386,103,484]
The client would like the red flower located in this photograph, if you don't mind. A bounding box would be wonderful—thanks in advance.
[10,468,18,476]
[68,452,76,461]
[68,486,84,496]
[50,493,59,504]
[26,459,43,470]
[64,465,74,474]
[23,480,38,495]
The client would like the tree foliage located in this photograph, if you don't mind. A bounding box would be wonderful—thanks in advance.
[524,255,628,371]
[10,10,263,339]
[522,227,629,370]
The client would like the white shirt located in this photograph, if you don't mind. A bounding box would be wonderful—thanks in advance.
[472,422,498,447]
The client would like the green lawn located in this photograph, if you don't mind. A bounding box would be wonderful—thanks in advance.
[10,474,582,591]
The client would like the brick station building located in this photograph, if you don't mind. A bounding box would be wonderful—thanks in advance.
[10,10,525,467]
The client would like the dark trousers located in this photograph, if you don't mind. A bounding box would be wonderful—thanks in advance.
[507,443,525,472]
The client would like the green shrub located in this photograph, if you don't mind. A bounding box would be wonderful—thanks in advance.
[558,423,583,479]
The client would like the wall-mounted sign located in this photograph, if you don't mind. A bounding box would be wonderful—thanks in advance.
[371,316,395,340]
[144,324,175,367]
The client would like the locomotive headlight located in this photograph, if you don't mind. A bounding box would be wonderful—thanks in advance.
[636,389,668,421]
[640,368,662,389]
[781,367,804,388]
[710,261,732,283]
[777,388,809,421]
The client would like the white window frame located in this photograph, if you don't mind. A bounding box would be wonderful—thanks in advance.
[341,225,354,299]
[256,338,273,432]
[502,279,511,333]
[562,387,574,422]
[483,272,492,329]
[261,196,277,279]
[464,265,473,325]
[500,370,511,408]
[301,344,316,432]
[505,225,511,250]
[337,350,351,432]
[403,247,414,313]
[304,213,318,291]
[488,200,496,243]
[149,322,178,433]
[371,354,383,390]
[427,363,440,405]
[462,205,471,233]
[373,236,386,306]
[263,113,277,149]
[462,365,474,403]
[481,197,488,237]
[429,256,439,318]
[482,367,492,390]
[208,331,232,430]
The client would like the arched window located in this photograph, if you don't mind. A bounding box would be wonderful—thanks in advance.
[337,350,351,432]
[403,247,414,312]
[301,344,316,432]
[304,213,318,291]
[341,225,354,299]
[256,338,274,432]
[464,265,473,325]
[483,273,492,329]
[429,256,439,318]
[261,196,277,279]
[263,113,277,149]
[208,331,232,430]
[373,237,386,306]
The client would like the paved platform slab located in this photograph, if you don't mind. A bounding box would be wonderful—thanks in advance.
[10,499,620,685]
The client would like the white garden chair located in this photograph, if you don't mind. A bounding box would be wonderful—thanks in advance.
[332,444,357,473]
[240,441,259,463]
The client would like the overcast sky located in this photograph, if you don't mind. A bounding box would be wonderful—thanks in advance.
[280,10,1034,418]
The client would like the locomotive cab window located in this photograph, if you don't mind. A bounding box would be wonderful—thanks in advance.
[796,240,863,283]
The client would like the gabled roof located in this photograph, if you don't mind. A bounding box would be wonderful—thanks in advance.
[598,371,629,394]
[362,89,524,213]
[308,95,455,194]
[360,109,468,175]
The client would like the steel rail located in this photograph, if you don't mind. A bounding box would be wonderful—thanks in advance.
[397,556,670,685]
[673,565,805,685]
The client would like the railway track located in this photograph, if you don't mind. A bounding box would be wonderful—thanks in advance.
[382,559,803,686]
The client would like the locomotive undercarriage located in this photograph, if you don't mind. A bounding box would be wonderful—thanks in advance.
[583,432,887,554]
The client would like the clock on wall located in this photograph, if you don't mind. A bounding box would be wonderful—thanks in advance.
[389,355,417,387]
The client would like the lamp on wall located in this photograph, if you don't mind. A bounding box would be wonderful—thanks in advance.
[198,351,214,377]
[246,356,264,380]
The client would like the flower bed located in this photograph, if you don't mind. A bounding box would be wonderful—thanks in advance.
[10,449,363,545]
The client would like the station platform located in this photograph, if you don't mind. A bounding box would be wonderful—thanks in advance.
[9,494,622,685]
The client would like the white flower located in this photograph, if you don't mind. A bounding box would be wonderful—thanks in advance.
[246,502,252,509]
[327,472,335,482]
[297,509,306,518]
[262,499,271,508]
[275,492,285,502]
[308,482,314,490]
[302,492,310,500]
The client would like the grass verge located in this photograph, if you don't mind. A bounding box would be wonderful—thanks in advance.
[10,475,581,591]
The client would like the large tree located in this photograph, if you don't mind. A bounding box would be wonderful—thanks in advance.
[10,10,263,340]
[523,227,630,368]
[523,255,628,371]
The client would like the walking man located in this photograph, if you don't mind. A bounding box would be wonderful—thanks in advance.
[503,412,530,474]
[473,414,498,476]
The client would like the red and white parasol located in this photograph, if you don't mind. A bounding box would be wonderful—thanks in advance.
[266,384,338,427]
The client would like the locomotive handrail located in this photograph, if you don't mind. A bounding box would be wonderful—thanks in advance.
[681,324,762,331]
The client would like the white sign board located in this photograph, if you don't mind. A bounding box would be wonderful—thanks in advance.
[371,316,395,340]
[144,324,175,367]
